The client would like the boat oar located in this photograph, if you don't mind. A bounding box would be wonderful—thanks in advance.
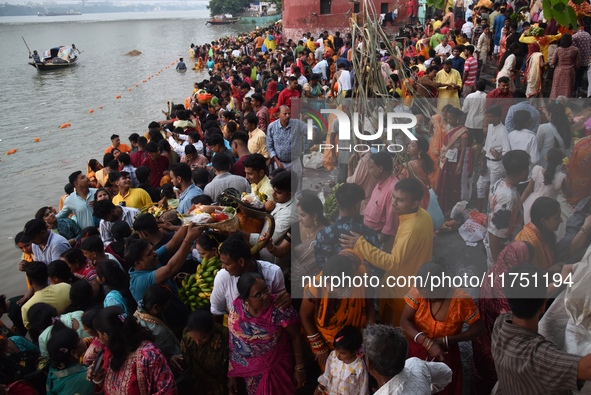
[22,37,39,71]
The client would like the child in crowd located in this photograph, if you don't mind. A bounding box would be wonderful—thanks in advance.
[315,326,368,395]
[81,307,105,366]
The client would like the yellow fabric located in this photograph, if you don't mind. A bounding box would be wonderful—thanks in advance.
[251,175,274,201]
[307,39,315,51]
[436,68,462,111]
[433,20,443,30]
[22,283,71,329]
[112,188,153,210]
[247,128,270,159]
[519,33,562,61]
[417,64,427,72]
[354,208,433,300]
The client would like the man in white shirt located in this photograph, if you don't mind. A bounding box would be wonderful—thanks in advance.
[462,80,488,157]
[477,104,512,212]
[93,199,139,246]
[364,324,452,395]
[462,17,474,38]
[210,234,290,315]
[231,47,241,58]
[508,110,539,193]
[435,36,452,59]
[312,58,334,82]
[293,66,308,86]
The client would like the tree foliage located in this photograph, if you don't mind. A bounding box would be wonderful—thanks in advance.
[207,0,250,17]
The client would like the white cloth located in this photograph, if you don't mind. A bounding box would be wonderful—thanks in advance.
[297,74,308,86]
[99,206,139,246]
[249,197,299,245]
[209,260,285,315]
[462,21,474,36]
[177,134,204,156]
[337,70,352,92]
[483,123,511,160]
[522,165,566,224]
[203,172,251,203]
[508,129,540,170]
[537,123,571,168]
[374,357,452,395]
[168,136,188,157]
[318,352,369,395]
[462,91,487,129]
[435,43,452,57]
[477,160,505,199]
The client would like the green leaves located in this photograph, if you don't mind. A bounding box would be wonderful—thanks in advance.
[427,0,446,11]
[541,0,579,27]
[206,0,250,17]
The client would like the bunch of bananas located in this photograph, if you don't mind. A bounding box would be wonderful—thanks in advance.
[323,183,341,219]
[178,256,222,311]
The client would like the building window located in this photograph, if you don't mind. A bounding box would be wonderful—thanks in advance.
[320,0,331,14]
[353,2,360,13]
[381,2,389,13]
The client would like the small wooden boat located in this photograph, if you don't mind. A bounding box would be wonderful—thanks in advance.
[28,46,79,71]
[29,57,78,70]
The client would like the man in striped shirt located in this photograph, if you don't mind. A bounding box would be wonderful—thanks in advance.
[462,45,478,97]
[492,263,591,395]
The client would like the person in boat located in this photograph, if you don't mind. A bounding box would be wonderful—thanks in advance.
[71,44,80,56]
[30,50,41,63]
[177,58,187,71]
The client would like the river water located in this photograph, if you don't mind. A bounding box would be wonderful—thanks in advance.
[0,10,253,296]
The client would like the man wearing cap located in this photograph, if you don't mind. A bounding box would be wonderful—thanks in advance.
[21,219,71,265]
[56,171,98,230]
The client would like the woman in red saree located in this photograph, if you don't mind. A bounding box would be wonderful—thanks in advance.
[398,135,433,209]
[264,79,278,103]
[90,306,177,395]
[471,241,534,395]
[406,0,418,23]
[435,107,468,215]
[401,261,484,395]
[228,272,305,395]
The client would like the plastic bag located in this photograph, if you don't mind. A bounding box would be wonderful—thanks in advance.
[242,193,266,209]
[427,189,444,231]
[303,152,324,169]
[450,201,468,219]
[458,219,487,243]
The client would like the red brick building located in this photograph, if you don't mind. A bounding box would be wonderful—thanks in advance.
[282,0,406,42]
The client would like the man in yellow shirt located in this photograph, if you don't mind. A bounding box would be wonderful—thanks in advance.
[519,30,562,62]
[111,171,153,210]
[244,112,270,162]
[21,261,71,331]
[340,178,433,327]
[436,59,462,111]
[243,153,274,201]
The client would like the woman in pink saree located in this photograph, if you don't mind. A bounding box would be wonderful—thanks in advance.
[228,272,305,395]
[470,241,535,395]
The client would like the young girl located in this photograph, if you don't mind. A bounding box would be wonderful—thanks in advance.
[315,326,369,395]
[81,308,105,366]
[521,148,573,225]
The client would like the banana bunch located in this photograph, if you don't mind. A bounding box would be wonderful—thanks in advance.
[323,183,341,219]
[178,256,222,311]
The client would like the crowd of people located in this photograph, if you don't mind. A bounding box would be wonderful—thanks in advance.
[2,6,591,395]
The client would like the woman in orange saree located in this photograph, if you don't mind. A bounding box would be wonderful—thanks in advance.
[300,250,375,370]
[87,159,103,188]
[401,261,484,395]
[569,135,591,205]
[515,196,562,272]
